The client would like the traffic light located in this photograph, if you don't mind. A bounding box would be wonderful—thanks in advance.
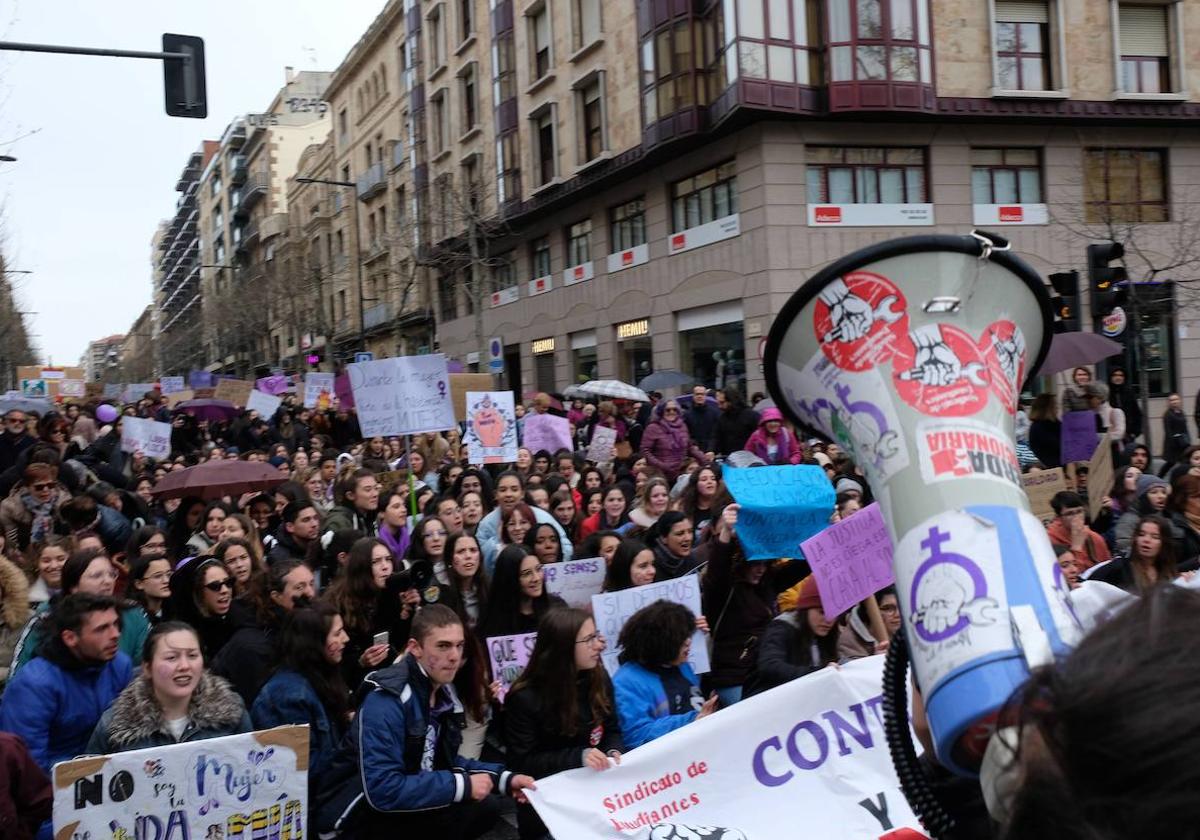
[1087,241,1128,319]
[162,34,207,118]
[1049,270,1080,333]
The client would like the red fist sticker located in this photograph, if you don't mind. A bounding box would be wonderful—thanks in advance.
[893,324,991,417]
[813,271,909,371]
[980,320,1026,416]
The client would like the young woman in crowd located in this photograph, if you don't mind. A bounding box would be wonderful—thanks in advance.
[0,549,30,690]
[479,545,565,638]
[458,490,485,536]
[166,497,205,559]
[404,516,449,583]
[499,503,537,551]
[627,476,671,532]
[579,467,604,493]
[505,608,622,839]
[1168,474,1200,569]
[25,536,70,607]
[125,551,172,624]
[603,539,657,592]
[323,537,410,689]
[213,538,260,599]
[744,577,840,697]
[0,462,71,552]
[837,586,901,660]
[1109,465,1142,517]
[166,556,247,659]
[549,489,579,543]
[86,621,252,753]
[648,511,701,580]
[219,513,263,558]
[580,530,623,567]
[1114,475,1172,554]
[580,487,604,521]
[525,522,564,566]
[187,501,231,556]
[376,488,411,561]
[674,464,729,540]
[1091,514,1179,593]
[580,485,631,539]
[324,467,380,536]
[442,533,489,628]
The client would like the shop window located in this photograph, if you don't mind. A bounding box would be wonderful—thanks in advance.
[572,344,598,383]
[1117,4,1172,94]
[1121,283,1176,397]
[970,148,1042,204]
[806,146,927,203]
[566,219,591,266]
[610,197,646,251]
[530,235,551,278]
[534,349,557,393]
[671,160,738,232]
[1083,148,1167,224]
[680,321,745,394]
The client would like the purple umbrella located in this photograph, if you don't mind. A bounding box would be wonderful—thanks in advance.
[173,399,241,423]
[1033,331,1124,377]
[151,459,287,501]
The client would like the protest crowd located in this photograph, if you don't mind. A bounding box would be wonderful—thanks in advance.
[0,364,1192,840]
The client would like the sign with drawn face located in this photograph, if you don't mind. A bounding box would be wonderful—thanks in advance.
[812,271,909,372]
[892,324,991,417]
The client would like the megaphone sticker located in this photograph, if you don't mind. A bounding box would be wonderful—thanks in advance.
[893,324,991,416]
[982,320,1027,415]
[814,272,909,371]
[917,418,1022,489]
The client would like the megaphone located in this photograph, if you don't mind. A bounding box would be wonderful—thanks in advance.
[764,233,1082,776]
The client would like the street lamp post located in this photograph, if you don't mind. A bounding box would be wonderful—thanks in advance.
[296,176,367,361]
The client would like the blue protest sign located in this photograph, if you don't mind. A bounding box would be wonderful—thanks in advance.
[724,465,836,561]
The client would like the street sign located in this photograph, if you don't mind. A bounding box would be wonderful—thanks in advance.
[488,337,504,373]
[354,351,374,363]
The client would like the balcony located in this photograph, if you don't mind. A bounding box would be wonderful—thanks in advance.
[355,162,387,200]
[363,302,392,331]
[260,213,288,241]
[334,316,355,337]
[226,123,247,148]
[229,155,247,184]
[242,171,268,210]
[361,240,389,265]
[391,140,406,170]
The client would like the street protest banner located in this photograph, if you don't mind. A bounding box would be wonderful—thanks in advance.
[592,575,710,676]
[58,379,85,398]
[348,354,455,438]
[464,391,518,464]
[1087,434,1114,521]
[523,412,572,454]
[188,370,215,389]
[20,378,45,398]
[256,374,289,396]
[119,417,172,460]
[1061,410,1098,464]
[801,503,895,619]
[543,557,606,609]
[450,373,494,421]
[17,366,85,399]
[246,389,282,419]
[122,383,158,404]
[159,376,186,394]
[724,465,835,560]
[165,389,195,409]
[304,372,336,409]
[486,631,536,701]
[586,425,617,463]
[527,656,924,840]
[214,378,254,407]
[52,725,309,840]
[1022,468,1067,526]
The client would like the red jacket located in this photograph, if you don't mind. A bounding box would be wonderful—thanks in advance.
[1046,518,1111,569]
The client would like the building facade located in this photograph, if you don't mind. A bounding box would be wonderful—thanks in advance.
[82,334,126,383]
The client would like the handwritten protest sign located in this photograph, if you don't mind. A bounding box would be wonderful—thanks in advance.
[586,426,617,463]
[122,383,157,403]
[527,656,923,840]
[213,378,253,407]
[543,557,606,609]
[58,379,85,398]
[1061,410,1098,464]
[165,389,195,409]
[450,373,494,421]
[464,391,518,464]
[486,631,537,701]
[1087,434,1114,521]
[246,389,282,419]
[188,370,215,389]
[159,376,186,395]
[52,726,309,840]
[256,374,289,396]
[523,412,572,454]
[724,465,835,560]
[119,417,172,460]
[801,503,895,619]
[1023,468,1067,525]
[348,354,455,438]
[592,575,710,676]
[305,372,336,409]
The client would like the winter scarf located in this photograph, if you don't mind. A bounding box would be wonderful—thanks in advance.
[20,492,55,545]
[379,521,411,560]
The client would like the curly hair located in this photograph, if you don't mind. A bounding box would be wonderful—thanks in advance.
[617,600,694,667]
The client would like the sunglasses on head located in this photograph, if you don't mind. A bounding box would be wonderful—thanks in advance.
[204,578,235,593]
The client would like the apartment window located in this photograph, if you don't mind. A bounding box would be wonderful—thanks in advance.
[434,174,452,240]
[493,32,517,105]
[493,252,517,290]
[806,147,927,203]
[431,89,448,153]
[672,160,739,231]
[428,5,446,70]
[723,0,823,84]
[573,0,602,50]
[215,239,225,264]
[531,235,551,278]
[566,220,591,266]
[379,205,388,236]
[439,272,458,321]
[338,108,348,141]
[211,175,222,197]
[462,154,482,213]
[335,229,345,256]
[338,290,347,319]
[827,0,932,83]
[1083,148,1167,224]
[496,132,522,205]
[1118,4,1171,93]
[994,1,1050,91]
[459,0,474,42]
[460,64,478,130]
[970,148,1042,204]
[578,76,605,162]
[530,5,552,79]
[214,206,223,231]
[610,198,646,251]
[532,107,557,186]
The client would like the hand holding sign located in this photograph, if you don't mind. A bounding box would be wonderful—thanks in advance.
[723,465,835,560]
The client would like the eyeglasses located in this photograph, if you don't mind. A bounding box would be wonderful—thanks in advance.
[30,482,55,491]
[664,408,679,414]
[5,417,25,425]
[85,569,120,581]
[519,564,545,580]
[145,571,172,582]
[204,578,235,592]
[575,632,604,646]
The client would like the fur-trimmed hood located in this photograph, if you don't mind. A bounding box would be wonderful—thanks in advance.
[0,556,30,629]
[102,671,246,748]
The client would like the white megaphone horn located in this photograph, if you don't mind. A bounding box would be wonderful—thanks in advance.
[764,232,1081,778]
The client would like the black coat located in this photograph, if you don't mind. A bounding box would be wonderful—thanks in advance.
[743,612,834,698]
[684,403,720,449]
[711,406,759,456]
[1163,409,1191,464]
[1028,419,1062,469]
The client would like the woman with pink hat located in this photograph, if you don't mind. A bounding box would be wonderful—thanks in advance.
[743,407,803,465]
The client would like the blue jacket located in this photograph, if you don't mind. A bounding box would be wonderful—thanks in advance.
[251,669,343,782]
[612,661,699,749]
[315,655,512,834]
[0,641,133,772]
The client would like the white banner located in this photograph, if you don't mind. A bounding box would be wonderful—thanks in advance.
[464,391,518,464]
[544,557,606,608]
[246,389,283,419]
[592,575,710,676]
[119,417,172,460]
[347,354,455,438]
[528,657,925,839]
[304,372,335,409]
[159,376,186,394]
[972,203,1049,226]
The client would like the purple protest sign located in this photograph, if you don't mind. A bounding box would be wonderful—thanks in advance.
[334,373,355,408]
[256,375,289,396]
[799,503,895,619]
[188,370,215,389]
[1061,410,1099,464]
[522,412,572,454]
[486,631,536,702]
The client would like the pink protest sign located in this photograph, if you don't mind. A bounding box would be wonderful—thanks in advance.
[486,631,536,701]
[522,412,572,454]
[256,375,289,396]
[800,502,895,619]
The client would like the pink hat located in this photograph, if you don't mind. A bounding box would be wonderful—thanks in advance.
[758,406,784,424]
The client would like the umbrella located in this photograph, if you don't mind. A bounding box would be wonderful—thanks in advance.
[0,397,52,416]
[173,399,241,423]
[151,459,288,501]
[1034,331,1125,377]
[637,369,696,392]
[562,385,589,400]
[579,380,651,403]
[522,391,564,411]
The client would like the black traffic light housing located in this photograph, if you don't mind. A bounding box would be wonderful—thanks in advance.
[162,34,207,118]
[1049,270,1080,333]
[1087,241,1128,319]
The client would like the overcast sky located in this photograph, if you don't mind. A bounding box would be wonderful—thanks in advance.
[0,0,384,366]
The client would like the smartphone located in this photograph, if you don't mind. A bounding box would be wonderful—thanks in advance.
[373,631,390,648]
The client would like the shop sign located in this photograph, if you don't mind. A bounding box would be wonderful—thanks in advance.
[606,243,649,274]
[668,213,740,255]
[563,261,595,286]
[807,204,934,227]
[616,319,650,341]
[529,275,553,296]
[532,338,556,355]
[972,203,1049,226]
[491,285,519,307]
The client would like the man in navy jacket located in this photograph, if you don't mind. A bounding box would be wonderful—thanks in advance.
[317,604,535,837]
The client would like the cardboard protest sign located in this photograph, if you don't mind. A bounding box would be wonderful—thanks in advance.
[724,465,835,560]
[348,354,455,438]
[1061,410,1098,464]
[256,374,289,396]
[1023,468,1067,526]
[523,412,572,454]
[450,373,494,421]
[527,656,923,840]
[246,389,282,419]
[586,425,617,463]
[213,378,254,407]
[17,366,85,399]
[592,575,710,676]
[1087,434,1114,521]
[464,391,518,465]
[486,631,537,701]
[20,379,45,398]
[119,417,172,460]
[543,557,606,609]
[52,726,309,840]
[800,503,895,619]
[58,379,85,398]
[165,389,195,409]
[159,376,186,394]
[304,372,336,409]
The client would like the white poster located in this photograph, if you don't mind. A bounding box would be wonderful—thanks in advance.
[159,376,186,394]
[347,354,455,438]
[119,416,172,460]
[304,372,335,409]
[527,656,924,839]
[463,391,518,465]
[246,389,283,420]
[58,379,85,398]
[972,203,1049,226]
[543,557,606,609]
[668,214,740,255]
[592,575,710,676]
[586,426,617,463]
[53,726,309,840]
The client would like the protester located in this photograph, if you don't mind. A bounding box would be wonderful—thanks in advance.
[603,538,658,592]
[549,488,579,543]
[0,550,30,689]
[744,407,803,465]
[324,467,380,537]
[266,500,321,566]
[580,484,631,539]
[323,537,410,689]
[125,551,172,624]
[711,386,759,456]
[1162,392,1192,472]
[213,537,260,598]
[0,409,35,476]
[406,515,449,581]
[627,476,671,532]
[640,400,706,483]
[187,501,231,556]
[24,537,69,609]
[744,577,840,697]
[477,471,572,571]
[479,545,565,638]
[524,522,564,566]
[648,511,701,580]
[838,586,900,660]
[1108,367,1141,443]
[1166,473,1200,568]
[1113,474,1172,554]
[166,556,247,659]
[683,385,719,456]
[442,533,489,628]
[165,497,205,560]
[1045,492,1111,570]
[0,463,70,552]
[1090,514,1178,593]
[376,488,412,561]
[1027,394,1062,469]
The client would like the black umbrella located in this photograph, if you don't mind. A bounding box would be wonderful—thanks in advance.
[1034,331,1124,377]
[637,369,696,392]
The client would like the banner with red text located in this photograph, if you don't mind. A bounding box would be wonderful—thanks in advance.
[527,656,926,839]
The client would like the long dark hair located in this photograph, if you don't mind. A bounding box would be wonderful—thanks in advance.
[510,607,612,735]
[598,484,632,529]
[125,551,171,610]
[405,516,446,564]
[125,525,168,563]
[677,464,731,524]
[1128,514,1178,588]
[279,602,350,726]
[140,620,202,666]
[166,496,205,559]
[480,544,553,639]
[443,533,489,617]
[325,537,388,637]
[524,522,563,563]
[604,539,650,592]
[790,604,841,668]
